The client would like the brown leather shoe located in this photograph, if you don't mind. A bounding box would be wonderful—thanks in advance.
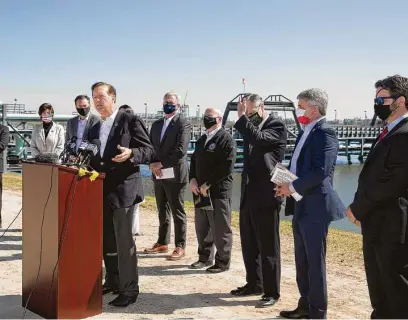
[167,247,185,260]
[144,243,169,254]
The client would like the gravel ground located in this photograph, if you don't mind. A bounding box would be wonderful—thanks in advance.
[0,190,371,319]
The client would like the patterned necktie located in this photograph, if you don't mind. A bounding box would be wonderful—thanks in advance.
[378,127,389,142]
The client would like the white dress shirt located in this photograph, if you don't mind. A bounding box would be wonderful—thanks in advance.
[204,126,222,146]
[160,113,177,141]
[100,108,119,157]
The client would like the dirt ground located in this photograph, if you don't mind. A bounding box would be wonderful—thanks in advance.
[0,190,371,319]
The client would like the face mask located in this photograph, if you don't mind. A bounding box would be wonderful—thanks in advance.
[41,114,53,123]
[76,107,90,117]
[203,116,217,129]
[248,111,263,126]
[374,104,392,121]
[296,108,311,125]
[163,104,176,115]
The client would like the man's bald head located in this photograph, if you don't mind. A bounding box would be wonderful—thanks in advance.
[204,108,222,118]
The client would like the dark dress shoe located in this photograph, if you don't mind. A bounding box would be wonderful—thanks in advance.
[189,260,213,269]
[230,284,263,296]
[280,307,310,319]
[108,294,138,307]
[206,265,229,273]
[256,295,279,308]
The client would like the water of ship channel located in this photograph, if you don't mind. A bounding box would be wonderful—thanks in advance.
[140,156,363,234]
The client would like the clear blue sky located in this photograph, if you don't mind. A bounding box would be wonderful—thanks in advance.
[1,0,408,120]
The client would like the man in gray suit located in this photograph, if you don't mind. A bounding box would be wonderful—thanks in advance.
[65,95,100,150]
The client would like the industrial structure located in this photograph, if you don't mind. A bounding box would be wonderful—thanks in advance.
[0,94,382,173]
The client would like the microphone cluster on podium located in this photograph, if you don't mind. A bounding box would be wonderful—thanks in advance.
[75,139,100,167]
[35,136,101,171]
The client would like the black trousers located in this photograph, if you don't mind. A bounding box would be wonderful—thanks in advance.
[154,180,187,249]
[195,198,233,268]
[240,190,281,299]
[103,202,139,297]
[362,221,408,319]
[293,219,329,319]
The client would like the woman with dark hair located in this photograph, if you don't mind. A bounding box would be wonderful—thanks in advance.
[28,103,65,158]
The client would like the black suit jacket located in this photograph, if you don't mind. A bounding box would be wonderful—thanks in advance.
[65,113,100,142]
[350,117,408,241]
[189,128,236,199]
[87,110,153,209]
[149,114,192,183]
[234,114,287,209]
[0,124,9,173]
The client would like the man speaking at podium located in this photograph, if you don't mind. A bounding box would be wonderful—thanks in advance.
[88,81,153,307]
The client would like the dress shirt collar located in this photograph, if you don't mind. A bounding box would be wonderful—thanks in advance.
[387,113,408,132]
[164,113,177,123]
[102,108,118,123]
[206,125,222,138]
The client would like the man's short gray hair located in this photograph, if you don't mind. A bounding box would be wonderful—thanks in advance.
[163,92,182,105]
[245,93,263,108]
[296,88,328,116]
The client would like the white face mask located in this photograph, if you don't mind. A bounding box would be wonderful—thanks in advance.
[296,108,306,117]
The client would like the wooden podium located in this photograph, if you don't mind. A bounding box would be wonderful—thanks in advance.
[21,162,105,319]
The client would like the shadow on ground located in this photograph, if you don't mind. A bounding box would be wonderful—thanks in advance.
[0,295,41,319]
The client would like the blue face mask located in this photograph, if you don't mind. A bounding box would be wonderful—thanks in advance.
[163,104,176,115]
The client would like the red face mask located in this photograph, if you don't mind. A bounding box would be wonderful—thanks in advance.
[296,108,311,125]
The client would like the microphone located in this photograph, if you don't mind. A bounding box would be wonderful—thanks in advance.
[59,136,78,164]
[35,152,59,164]
[75,139,100,167]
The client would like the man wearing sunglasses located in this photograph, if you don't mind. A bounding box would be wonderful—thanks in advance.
[347,75,408,319]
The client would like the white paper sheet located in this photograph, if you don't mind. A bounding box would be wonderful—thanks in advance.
[270,163,303,201]
[155,167,175,180]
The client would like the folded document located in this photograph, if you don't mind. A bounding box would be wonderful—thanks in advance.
[270,163,303,201]
[155,167,175,179]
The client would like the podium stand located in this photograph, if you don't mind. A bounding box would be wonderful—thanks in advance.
[21,162,105,319]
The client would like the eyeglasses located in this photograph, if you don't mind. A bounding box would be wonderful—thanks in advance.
[374,96,398,105]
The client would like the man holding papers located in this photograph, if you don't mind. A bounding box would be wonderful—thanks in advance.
[276,88,345,319]
[145,92,192,261]
[189,108,236,273]
[231,93,287,308]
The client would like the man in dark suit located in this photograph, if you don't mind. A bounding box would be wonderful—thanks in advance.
[0,123,10,228]
[88,82,153,307]
[144,92,192,260]
[276,88,346,319]
[189,107,236,273]
[231,93,287,308]
[65,95,100,150]
[347,75,408,319]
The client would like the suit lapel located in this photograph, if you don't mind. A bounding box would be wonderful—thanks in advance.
[107,111,122,143]
[365,117,408,166]
[160,114,178,145]
[72,116,79,138]
[296,118,325,165]
[288,130,304,168]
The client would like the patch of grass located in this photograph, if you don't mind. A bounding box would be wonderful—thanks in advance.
[141,196,363,265]
[3,173,22,192]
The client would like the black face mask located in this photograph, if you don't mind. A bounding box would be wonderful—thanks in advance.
[374,102,401,122]
[76,107,90,117]
[248,112,263,126]
[203,116,217,129]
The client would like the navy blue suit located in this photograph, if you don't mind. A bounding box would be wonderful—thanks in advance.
[285,118,345,318]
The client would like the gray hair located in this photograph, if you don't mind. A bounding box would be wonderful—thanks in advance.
[296,88,328,116]
[246,93,263,108]
[163,92,182,106]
